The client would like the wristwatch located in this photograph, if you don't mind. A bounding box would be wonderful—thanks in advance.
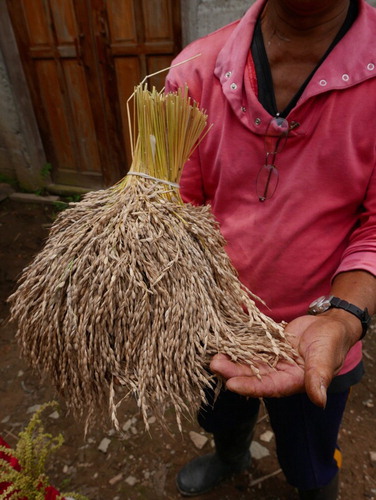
[307,295,371,339]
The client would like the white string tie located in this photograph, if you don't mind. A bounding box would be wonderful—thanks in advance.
[127,171,179,188]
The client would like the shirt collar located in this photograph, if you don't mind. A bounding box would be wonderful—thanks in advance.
[214,0,376,115]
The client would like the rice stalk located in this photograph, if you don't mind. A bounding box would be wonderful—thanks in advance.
[8,85,298,432]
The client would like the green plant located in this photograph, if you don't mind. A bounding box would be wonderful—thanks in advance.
[40,163,53,180]
[53,194,82,210]
[52,201,69,212]
[59,478,72,491]
[0,402,88,500]
[33,188,46,196]
[63,195,82,203]
[0,173,18,189]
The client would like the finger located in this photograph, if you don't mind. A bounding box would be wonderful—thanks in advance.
[210,355,256,379]
[304,362,333,408]
[302,341,343,408]
[305,371,328,408]
[210,354,281,380]
[211,354,301,380]
[226,366,304,398]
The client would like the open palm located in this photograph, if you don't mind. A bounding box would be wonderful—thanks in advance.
[210,314,354,407]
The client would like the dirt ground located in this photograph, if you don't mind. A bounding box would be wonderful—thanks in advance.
[0,196,375,500]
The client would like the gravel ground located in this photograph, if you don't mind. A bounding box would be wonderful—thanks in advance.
[0,195,375,500]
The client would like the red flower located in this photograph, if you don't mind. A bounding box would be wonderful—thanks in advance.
[0,437,65,499]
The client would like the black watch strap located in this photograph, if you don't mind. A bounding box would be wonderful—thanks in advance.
[308,295,371,340]
[329,297,371,339]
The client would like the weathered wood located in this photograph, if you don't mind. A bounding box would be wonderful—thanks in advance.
[110,42,176,55]
[76,0,128,185]
[5,0,182,189]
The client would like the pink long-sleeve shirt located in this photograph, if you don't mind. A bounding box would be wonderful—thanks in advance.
[165,0,376,375]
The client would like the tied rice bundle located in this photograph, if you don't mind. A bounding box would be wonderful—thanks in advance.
[8,85,297,432]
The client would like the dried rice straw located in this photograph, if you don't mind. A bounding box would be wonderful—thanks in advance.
[8,83,298,432]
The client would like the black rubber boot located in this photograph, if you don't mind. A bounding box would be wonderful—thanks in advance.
[176,417,257,497]
[298,473,339,500]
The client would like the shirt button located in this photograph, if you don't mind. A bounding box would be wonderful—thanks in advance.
[367,63,375,71]
[241,106,246,112]
[342,74,350,81]
[255,118,261,125]
[319,79,327,86]
[225,71,232,78]
[230,83,238,90]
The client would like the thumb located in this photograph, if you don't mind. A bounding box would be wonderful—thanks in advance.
[286,315,350,408]
[305,368,329,408]
[303,342,342,408]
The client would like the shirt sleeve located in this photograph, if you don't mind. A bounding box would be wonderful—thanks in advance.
[334,160,376,278]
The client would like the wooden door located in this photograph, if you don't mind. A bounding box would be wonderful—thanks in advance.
[6,0,181,189]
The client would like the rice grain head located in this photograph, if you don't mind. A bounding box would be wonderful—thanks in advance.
[8,85,298,432]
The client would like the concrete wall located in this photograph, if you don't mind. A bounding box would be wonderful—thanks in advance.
[0,50,20,182]
[0,3,46,191]
[181,0,252,46]
[181,0,376,46]
[0,50,42,190]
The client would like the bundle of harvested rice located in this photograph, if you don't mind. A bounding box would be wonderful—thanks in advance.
[8,84,298,432]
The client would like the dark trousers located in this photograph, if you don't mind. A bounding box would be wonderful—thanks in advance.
[197,387,349,491]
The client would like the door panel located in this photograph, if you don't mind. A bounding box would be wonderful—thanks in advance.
[34,59,76,169]
[142,0,173,42]
[107,0,138,43]
[114,57,141,166]
[147,55,176,89]
[7,0,181,189]
[22,0,51,46]
[50,0,78,44]
[64,62,102,173]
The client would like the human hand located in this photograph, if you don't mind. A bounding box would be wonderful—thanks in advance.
[210,313,360,407]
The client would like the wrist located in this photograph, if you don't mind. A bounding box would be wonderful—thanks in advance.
[320,308,363,343]
[307,295,370,341]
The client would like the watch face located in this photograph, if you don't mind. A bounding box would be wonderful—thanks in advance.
[308,295,333,314]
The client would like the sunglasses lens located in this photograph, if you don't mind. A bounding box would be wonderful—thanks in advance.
[256,164,279,201]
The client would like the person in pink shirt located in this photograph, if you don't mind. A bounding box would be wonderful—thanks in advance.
[166,0,376,498]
